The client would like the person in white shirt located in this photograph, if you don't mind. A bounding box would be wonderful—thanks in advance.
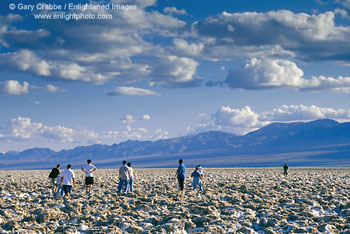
[198,165,204,186]
[81,159,97,195]
[60,164,75,196]
[127,162,134,193]
[117,160,131,194]
[198,165,204,176]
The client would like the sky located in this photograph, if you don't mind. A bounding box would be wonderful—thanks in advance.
[1,0,350,152]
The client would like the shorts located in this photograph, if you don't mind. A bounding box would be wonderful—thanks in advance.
[85,176,94,185]
[63,185,72,195]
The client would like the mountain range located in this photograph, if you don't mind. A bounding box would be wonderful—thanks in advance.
[1,119,350,170]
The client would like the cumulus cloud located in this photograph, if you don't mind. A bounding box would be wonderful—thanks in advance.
[224,57,350,92]
[0,50,50,76]
[0,117,153,146]
[121,115,136,124]
[334,8,349,18]
[192,10,350,61]
[172,38,204,56]
[121,125,148,139]
[214,106,260,128]
[45,84,60,93]
[164,7,188,15]
[0,117,87,142]
[107,86,159,96]
[142,114,151,120]
[152,129,169,140]
[99,126,148,140]
[121,114,151,124]
[191,104,350,135]
[260,104,350,122]
[151,55,202,87]
[0,80,29,95]
[0,2,196,87]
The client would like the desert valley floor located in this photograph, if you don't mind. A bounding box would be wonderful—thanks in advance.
[0,168,350,233]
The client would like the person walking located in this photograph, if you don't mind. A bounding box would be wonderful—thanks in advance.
[81,159,97,195]
[176,159,186,199]
[127,162,134,193]
[56,173,64,196]
[60,164,75,197]
[197,165,204,176]
[197,165,204,185]
[283,163,289,176]
[49,164,61,195]
[191,166,203,191]
[117,161,131,195]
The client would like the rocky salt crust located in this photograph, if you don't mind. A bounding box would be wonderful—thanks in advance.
[0,168,350,233]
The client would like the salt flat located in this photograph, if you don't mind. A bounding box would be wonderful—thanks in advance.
[0,168,350,233]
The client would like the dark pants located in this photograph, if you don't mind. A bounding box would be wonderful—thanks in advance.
[178,177,185,191]
[63,185,72,195]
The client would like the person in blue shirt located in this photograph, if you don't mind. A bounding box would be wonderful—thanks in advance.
[191,166,203,191]
[176,159,186,192]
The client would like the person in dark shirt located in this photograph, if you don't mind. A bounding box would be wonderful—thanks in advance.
[176,159,186,192]
[283,163,289,176]
[49,164,61,195]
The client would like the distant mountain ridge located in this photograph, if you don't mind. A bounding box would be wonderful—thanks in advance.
[1,119,350,169]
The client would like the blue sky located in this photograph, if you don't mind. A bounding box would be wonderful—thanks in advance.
[1,0,350,152]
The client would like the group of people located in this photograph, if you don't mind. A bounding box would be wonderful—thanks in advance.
[176,159,204,195]
[49,159,289,197]
[49,159,203,197]
[117,161,134,194]
[48,159,97,197]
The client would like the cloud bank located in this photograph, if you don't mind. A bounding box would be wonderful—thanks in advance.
[192,104,350,135]
[224,58,350,92]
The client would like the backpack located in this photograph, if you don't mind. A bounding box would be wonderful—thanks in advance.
[49,168,58,178]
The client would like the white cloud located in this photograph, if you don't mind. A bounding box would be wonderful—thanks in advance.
[107,86,159,96]
[0,3,194,88]
[121,114,151,124]
[191,104,350,135]
[0,50,50,76]
[335,0,350,8]
[121,125,148,139]
[261,104,350,122]
[0,117,92,143]
[152,129,169,140]
[334,8,349,18]
[0,80,29,95]
[192,10,350,61]
[151,55,202,87]
[0,50,111,84]
[4,117,43,140]
[45,84,60,93]
[213,106,260,128]
[172,38,204,56]
[121,115,136,124]
[225,57,350,92]
[142,114,151,120]
[164,7,188,15]
[0,116,152,145]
